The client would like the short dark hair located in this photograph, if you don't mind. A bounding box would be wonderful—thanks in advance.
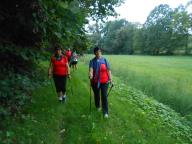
[93,46,101,54]
[54,44,61,51]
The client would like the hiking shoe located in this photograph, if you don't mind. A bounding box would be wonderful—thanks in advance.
[62,95,66,102]
[104,113,109,119]
[97,108,101,112]
[59,96,63,102]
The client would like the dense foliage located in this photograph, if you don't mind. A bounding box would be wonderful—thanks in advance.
[0,0,45,120]
[88,3,192,55]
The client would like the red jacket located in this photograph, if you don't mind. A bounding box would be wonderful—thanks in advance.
[66,50,72,61]
[99,63,109,83]
[51,55,68,75]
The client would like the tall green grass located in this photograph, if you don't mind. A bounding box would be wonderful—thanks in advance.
[84,55,192,116]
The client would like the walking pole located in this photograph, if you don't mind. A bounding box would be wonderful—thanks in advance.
[50,77,57,97]
[90,80,92,113]
[68,76,73,96]
[107,83,114,97]
[89,80,95,130]
[68,73,73,96]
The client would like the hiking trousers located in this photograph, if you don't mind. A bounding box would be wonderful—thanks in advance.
[53,74,67,94]
[91,82,109,114]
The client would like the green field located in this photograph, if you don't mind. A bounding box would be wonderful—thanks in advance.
[84,55,192,116]
[2,59,192,144]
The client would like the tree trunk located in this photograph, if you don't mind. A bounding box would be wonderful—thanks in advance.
[185,34,189,55]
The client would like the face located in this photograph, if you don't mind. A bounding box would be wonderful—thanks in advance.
[55,49,62,55]
[95,50,102,57]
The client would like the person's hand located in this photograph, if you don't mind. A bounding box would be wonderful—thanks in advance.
[68,74,72,79]
[89,74,93,80]
[48,74,52,79]
[109,79,114,86]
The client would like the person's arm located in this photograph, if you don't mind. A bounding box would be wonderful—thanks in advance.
[66,58,71,79]
[89,60,93,79]
[105,59,113,85]
[67,62,70,75]
[108,70,113,84]
[89,67,93,79]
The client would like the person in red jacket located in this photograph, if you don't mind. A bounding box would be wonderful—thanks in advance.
[65,48,72,63]
[48,44,71,102]
[89,47,113,118]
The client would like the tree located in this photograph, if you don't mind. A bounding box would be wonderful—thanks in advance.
[133,27,145,54]
[87,21,105,50]
[102,19,128,53]
[35,0,124,50]
[144,4,174,55]
[172,4,192,54]
[114,23,135,54]
[98,19,142,54]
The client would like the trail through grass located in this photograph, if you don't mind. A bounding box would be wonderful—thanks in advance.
[3,61,192,144]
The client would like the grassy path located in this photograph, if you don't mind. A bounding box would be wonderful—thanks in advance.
[4,62,192,144]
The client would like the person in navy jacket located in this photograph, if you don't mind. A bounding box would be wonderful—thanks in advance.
[89,47,113,118]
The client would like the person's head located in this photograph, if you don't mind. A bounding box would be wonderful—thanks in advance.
[54,44,62,55]
[94,46,102,58]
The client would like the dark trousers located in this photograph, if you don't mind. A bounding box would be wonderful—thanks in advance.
[53,74,67,94]
[91,82,109,114]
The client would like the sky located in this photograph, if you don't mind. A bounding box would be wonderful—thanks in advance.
[112,0,191,24]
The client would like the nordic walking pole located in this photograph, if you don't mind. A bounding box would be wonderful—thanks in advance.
[107,83,114,97]
[89,80,92,112]
[70,79,73,96]
[69,77,73,96]
[50,78,54,90]
[50,77,57,97]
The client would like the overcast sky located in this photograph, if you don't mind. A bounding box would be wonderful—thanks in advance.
[112,0,191,24]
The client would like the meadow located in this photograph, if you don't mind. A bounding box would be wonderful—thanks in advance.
[2,56,192,143]
[3,62,192,144]
[84,55,192,117]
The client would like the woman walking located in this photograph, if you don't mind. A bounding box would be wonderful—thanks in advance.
[48,44,71,102]
[89,47,113,118]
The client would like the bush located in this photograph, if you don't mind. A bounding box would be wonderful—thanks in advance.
[0,65,48,121]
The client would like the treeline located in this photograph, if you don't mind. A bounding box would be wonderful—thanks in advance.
[0,0,123,120]
[88,3,192,55]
